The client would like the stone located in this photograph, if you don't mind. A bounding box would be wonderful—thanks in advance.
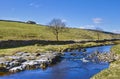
[9,66,23,73]
[0,52,61,73]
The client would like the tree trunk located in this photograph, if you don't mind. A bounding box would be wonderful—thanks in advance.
[56,33,59,41]
[97,32,99,40]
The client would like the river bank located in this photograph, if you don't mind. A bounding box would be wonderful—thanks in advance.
[0,39,119,56]
[0,39,120,49]
[91,44,120,79]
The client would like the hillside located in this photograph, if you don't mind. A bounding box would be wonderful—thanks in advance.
[0,20,120,41]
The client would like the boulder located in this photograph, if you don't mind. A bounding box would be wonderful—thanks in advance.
[0,67,8,72]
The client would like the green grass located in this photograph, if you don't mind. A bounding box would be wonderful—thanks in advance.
[0,21,54,40]
[0,20,120,40]
[0,20,120,55]
[91,44,120,79]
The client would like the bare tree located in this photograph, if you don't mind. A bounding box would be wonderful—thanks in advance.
[96,31,100,40]
[95,27,103,40]
[48,18,66,41]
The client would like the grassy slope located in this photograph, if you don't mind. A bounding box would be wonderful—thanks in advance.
[92,44,120,79]
[0,20,120,55]
[0,20,120,40]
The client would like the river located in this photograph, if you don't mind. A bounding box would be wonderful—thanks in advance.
[0,45,112,79]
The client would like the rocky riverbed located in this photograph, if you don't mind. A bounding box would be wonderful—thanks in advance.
[87,51,118,63]
[0,45,118,79]
[0,52,62,73]
[0,46,117,75]
[66,47,118,63]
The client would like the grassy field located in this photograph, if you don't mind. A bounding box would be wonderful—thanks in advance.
[0,20,120,55]
[91,44,120,79]
[0,20,120,41]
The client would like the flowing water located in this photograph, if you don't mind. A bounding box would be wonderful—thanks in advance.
[0,45,112,79]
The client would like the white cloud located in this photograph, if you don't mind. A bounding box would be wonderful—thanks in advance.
[112,30,120,34]
[79,26,86,29]
[0,17,21,21]
[79,25,103,31]
[29,3,40,8]
[92,18,103,24]
[79,25,95,29]
[62,19,67,22]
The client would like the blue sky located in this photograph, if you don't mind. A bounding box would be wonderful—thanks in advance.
[0,0,120,33]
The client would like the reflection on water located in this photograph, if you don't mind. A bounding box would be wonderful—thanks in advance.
[0,45,112,79]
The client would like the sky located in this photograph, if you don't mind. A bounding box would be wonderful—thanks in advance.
[0,0,120,33]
